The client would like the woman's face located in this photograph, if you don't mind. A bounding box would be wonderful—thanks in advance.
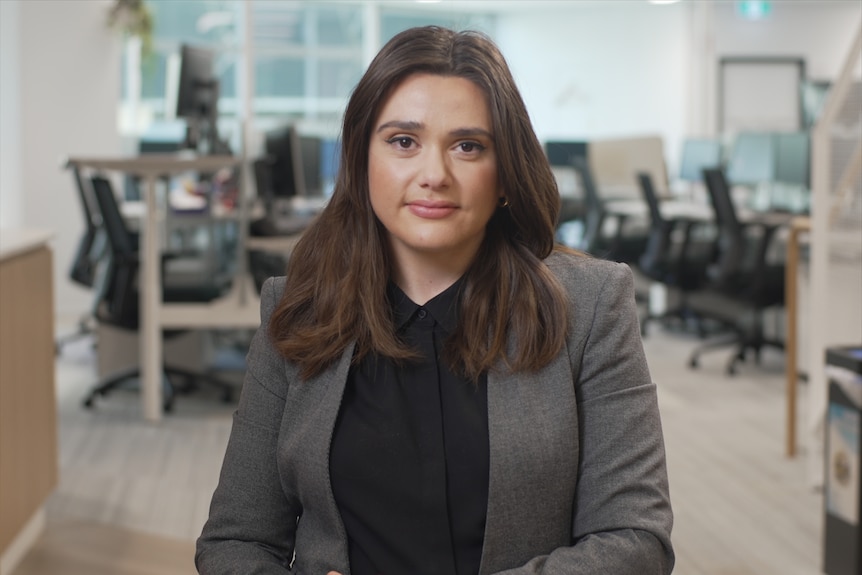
[368,73,501,278]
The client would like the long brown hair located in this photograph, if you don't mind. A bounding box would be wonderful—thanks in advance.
[269,26,573,381]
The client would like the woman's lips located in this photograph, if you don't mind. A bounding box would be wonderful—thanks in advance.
[407,200,457,219]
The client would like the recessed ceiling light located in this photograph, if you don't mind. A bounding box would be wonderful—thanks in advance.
[649,0,681,4]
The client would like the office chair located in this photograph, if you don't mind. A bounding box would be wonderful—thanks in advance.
[83,175,235,412]
[634,172,715,335]
[686,168,787,375]
[571,157,648,264]
[56,166,109,355]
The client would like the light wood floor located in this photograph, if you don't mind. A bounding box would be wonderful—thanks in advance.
[11,518,195,575]
[12,321,824,575]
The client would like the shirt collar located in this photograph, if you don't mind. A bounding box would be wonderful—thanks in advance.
[389,276,464,334]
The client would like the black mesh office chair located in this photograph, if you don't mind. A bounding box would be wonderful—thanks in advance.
[635,172,715,335]
[686,168,787,375]
[571,157,647,263]
[56,167,110,354]
[83,175,235,411]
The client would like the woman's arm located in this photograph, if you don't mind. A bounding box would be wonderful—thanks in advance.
[495,261,674,574]
[196,278,299,574]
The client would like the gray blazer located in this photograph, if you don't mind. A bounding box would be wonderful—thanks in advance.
[196,251,674,574]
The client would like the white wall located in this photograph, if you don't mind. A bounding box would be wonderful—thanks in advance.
[0,1,23,228]
[496,2,690,177]
[17,0,123,319]
[713,1,861,135]
[713,1,862,80]
[494,1,861,177]
[497,2,688,166]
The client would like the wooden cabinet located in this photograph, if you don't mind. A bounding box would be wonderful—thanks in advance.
[0,232,57,565]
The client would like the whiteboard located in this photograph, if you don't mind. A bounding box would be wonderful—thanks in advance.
[720,58,804,134]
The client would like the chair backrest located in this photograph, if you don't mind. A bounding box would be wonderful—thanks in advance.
[636,172,670,275]
[90,175,140,329]
[571,156,605,253]
[68,166,105,287]
[702,168,747,286]
[702,168,741,231]
[91,176,136,261]
[702,167,786,304]
[636,172,665,228]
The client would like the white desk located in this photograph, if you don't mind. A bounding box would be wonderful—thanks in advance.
[68,155,263,422]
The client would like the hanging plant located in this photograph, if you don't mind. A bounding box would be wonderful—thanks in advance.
[107,0,154,59]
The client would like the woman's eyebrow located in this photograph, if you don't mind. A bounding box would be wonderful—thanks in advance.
[450,127,494,140]
[376,120,423,133]
[376,121,494,142]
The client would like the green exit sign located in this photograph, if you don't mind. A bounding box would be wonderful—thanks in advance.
[737,1,773,20]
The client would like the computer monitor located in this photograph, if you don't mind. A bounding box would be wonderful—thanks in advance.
[679,138,722,182]
[176,44,221,153]
[261,125,329,201]
[774,132,810,187]
[176,44,217,118]
[263,125,303,201]
[544,141,589,167]
[726,132,775,185]
[299,136,322,197]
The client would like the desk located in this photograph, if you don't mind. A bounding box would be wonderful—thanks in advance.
[604,197,714,221]
[67,155,262,422]
[0,229,56,574]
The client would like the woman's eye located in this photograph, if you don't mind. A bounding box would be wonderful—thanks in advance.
[387,136,414,149]
[458,142,483,153]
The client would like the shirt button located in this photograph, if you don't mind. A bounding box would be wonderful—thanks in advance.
[417,308,427,319]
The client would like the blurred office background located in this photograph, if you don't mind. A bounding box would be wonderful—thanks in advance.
[1,1,861,574]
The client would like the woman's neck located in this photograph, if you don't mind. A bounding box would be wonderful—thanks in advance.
[392,256,468,305]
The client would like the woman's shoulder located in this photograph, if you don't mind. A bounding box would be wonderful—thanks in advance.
[263,275,288,300]
[544,247,632,292]
[259,276,288,322]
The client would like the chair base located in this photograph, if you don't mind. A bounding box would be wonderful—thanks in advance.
[684,287,785,376]
[636,287,710,339]
[55,314,96,356]
[82,365,235,413]
[688,330,784,376]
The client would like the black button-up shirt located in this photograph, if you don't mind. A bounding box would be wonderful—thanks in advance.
[329,279,490,575]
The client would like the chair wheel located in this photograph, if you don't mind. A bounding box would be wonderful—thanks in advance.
[83,397,94,409]
[689,356,699,369]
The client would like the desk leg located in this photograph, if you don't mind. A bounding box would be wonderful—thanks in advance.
[141,175,163,422]
[785,225,801,458]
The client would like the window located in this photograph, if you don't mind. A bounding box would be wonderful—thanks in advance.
[121,1,495,142]
[251,2,365,118]
[380,8,495,44]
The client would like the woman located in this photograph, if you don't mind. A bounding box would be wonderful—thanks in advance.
[197,26,674,575]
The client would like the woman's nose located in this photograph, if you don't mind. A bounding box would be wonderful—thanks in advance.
[418,148,452,190]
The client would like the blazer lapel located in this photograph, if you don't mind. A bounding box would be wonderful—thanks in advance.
[479,351,580,575]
